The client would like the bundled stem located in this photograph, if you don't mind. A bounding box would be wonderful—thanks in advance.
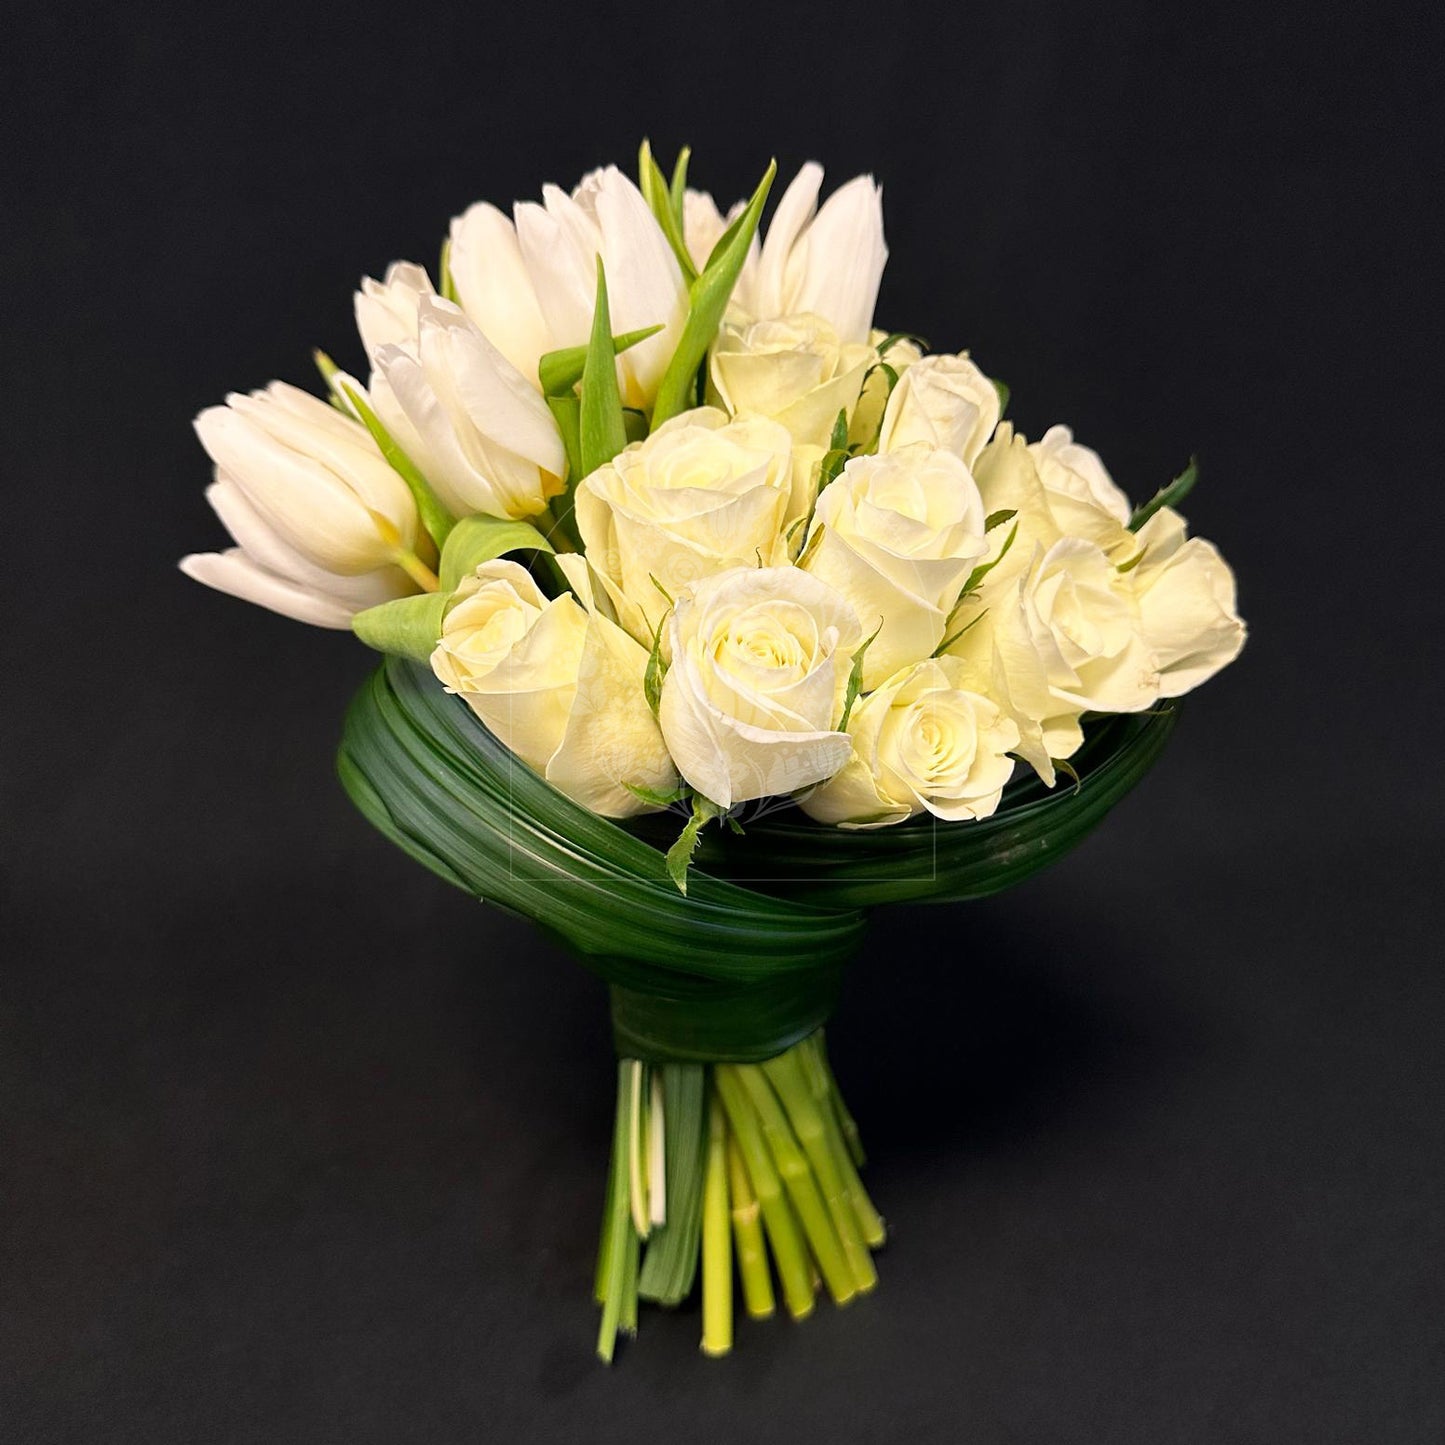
[592,1031,884,1361]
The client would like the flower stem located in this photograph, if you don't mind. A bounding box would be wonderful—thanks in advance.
[715,1065,815,1319]
[700,1091,732,1357]
[762,1049,877,1293]
[727,1133,775,1319]
[596,1062,636,1363]
[732,1063,857,1306]
[393,547,441,592]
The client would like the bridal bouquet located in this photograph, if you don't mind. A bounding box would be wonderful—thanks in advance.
[181,146,1245,1361]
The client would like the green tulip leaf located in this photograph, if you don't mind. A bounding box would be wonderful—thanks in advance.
[438,514,555,592]
[579,259,628,479]
[538,324,666,398]
[351,590,453,662]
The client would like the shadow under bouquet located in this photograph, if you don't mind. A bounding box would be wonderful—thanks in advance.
[181,146,1245,1361]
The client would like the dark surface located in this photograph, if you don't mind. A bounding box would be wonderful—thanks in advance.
[4,2,1443,1441]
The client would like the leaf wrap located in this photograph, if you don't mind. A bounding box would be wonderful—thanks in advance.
[337,658,1177,1061]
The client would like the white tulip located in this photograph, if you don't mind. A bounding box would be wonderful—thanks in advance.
[354,261,436,358]
[575,407,801,645]
[181,381,423,628]
[514,166,688,408]
[446,203,554,387]
[369,297,566,521]
[737,163,888,345]
[878,352,1001,466]
[801,445,988,689]
[659,566,862,808]
[801,656,1020,828]
[709,313,875,448]
[431,560,675,817]
[1127,508,1246,695]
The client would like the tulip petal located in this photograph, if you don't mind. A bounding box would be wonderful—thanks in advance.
[179,549,359,628]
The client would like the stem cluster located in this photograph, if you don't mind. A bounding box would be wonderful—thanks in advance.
[594,1031,884,1362]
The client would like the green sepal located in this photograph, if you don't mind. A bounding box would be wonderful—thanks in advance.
[958,520,1019,598]
[624,780,689,808]
[580,259,629,479]
[875,330,928,357]
[984,508,1017,531]
[1130,456,1199,532]
[991,378,1010,415]
[643,617,669,718]
[1116,544,1149,575]
[838,621,883,731]
[537,324,665,398]
[828,408,849,453]
[666,794,723,895]
[1052,758,1083,795]
[336,377,456,549]
[935,606,988,656]
[639,139,699,284]
[652,159,777,428]
[438,514,554,591]
[351,590,453,663]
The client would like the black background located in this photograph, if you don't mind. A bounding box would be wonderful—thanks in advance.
[5,2,1443,1440]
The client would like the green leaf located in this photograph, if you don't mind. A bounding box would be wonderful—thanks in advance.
[625,780,689,808]
[991,377,1010,415]
[652,159,777,427]
[838,621,883,731]
[547,394,582,481]
[665,794,723,895]
[1130,456,1199,532]
[438,514,554,591]
[637,1063,707,1303]
[639,139,699,284]
[984,508,1017,532]
[438,237,459,304]
[337,379,455,549]
[579,259,629,479]
[959,520,1019,598]
[668,146,691,227]
[537,324,665,398]
[623,407,649,444]
[351,590,453,662]
[828,408,849,452]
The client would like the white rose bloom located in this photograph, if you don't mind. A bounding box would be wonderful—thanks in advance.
[514,166,689,407]
[878,352,1001,466]
[181,382,421,628]
[658,566,862,808]
[709,313,875,448]
[446,202,555,388]
[801,445,988,689]
[369,297,566,521]
[1027,424,1134,553]
[1128,507,1246,695]
[354,262,436,358]
[850,331,923,448]
[575,407,800,644]
[431,560,675,818]
[802,656,1020,828]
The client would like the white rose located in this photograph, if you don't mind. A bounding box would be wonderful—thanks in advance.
[1027,425,1134,552]
[878,352,1001,466]
[709,313,875,448]
[658,566,862,807]
[430,560,675,818]
[181,382,422,629]
[800,445,988,689]
[369,297,566,521]
[1128,508,1246,695]
[802,656,1020,828]
[575,407,801,644]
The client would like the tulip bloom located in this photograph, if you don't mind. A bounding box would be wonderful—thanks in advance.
[181,382,425,628]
